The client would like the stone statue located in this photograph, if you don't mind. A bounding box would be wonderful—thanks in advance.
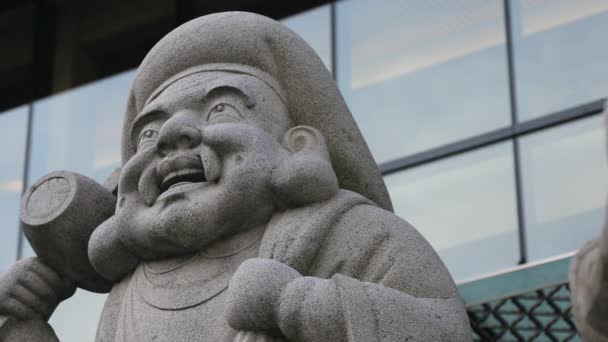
[0,12,472,341]
[569,102,608,342]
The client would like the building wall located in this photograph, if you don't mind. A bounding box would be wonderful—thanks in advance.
[1,1,607,340]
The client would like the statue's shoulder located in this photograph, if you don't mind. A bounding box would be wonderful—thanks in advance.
[329,202,432,255]
[317,203,459,298]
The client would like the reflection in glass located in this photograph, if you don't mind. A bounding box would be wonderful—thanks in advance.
[0,106,28,272]
[27,69,135,185]
[521,115,607,261]
[23,70,135,342]
[385,142,519,282]
[512,0,608,120]
[336,0,510,163]
[281,4,332,73]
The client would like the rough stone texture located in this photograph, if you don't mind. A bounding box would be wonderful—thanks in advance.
[569,101,608,342]
[20,171,115,293]
[570,239,608,341]
[1,12,473,341]
[0,257,75,340]
[0,317,59,342]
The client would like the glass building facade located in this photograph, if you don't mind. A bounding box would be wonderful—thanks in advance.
[1,1,607,340]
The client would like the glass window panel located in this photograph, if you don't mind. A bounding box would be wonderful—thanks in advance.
[385,142,519,282]
[336,0,511,163]
[26,69,135,185]
[0,106,28,272]
[512,0,608,120]
[521,115,607,261]
[281,4,332,73]
[22,70,135,342]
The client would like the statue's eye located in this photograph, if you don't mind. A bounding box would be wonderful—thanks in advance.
[207,103,241,124]
[137,129,159,149]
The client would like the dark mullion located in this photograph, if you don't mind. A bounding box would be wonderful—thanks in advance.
[379,99,603,175]
[503,0,527,264]
[380,126,513,174]
[330,1,337,81]
[17,104,33,261]
[17,0,54,259]
[515,99,604,135]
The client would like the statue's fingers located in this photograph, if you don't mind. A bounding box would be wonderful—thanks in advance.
[28,259,74,299]
[9,283,53,318]
[0,296,43,321]
[27,258,63,289]
[17,271,61,306]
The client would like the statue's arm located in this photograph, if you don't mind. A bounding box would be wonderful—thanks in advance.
[227,205,472,341]
[271,272,471,342]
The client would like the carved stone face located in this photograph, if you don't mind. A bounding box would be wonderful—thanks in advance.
[114,71,292,260]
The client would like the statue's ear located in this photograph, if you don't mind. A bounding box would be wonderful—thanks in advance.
[281,126,329,157]
[271,126,339,208]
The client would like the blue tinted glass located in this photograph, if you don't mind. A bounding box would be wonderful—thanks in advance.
[385,142,519,282]
[23,70,135,342]
[281,4,332,73]
[27,70,135,184]
[511,0,608,120]
[0,106,28,272]
[521,115,607,261]
[336,0,511,163]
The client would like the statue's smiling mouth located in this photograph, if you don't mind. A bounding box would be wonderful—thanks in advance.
[160,168,206,193]
[155,154,210,201]
[137,149,222,204]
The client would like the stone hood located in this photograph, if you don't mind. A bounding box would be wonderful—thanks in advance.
[120,11,393,212]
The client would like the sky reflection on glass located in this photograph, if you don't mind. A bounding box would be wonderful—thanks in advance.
[512,0,608,120]
[385,142,519,282]
[23,70,135,342]
[281,4,332,73]
[521,115,607,261]
[0,106,27,273]
[337,0,511,163]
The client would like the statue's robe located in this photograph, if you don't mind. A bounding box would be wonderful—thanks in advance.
[570,239,608,342]
[96,190,471,341]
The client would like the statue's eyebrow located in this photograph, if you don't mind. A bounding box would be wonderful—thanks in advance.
[130,109,168,145]
[202,85,256,109]
[131,83,256,143]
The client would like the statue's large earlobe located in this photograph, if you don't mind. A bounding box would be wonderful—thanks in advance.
[270,126,339,208]
[88,215,139,282]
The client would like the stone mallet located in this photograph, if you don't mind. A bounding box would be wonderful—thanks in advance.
[20,171,116,293]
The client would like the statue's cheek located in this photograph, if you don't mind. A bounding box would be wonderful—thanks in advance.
[117,148,158,197]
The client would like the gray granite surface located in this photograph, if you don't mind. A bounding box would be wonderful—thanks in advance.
[0,12,472,342]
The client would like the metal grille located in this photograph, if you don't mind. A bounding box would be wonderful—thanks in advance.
[467,283,580,341]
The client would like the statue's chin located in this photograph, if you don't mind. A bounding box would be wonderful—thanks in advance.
[142,252,197,273]
[121,224,221,261]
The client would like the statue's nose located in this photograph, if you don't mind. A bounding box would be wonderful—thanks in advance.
[155,110,202,156]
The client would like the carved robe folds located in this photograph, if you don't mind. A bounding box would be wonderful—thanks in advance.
[98,190,471,342]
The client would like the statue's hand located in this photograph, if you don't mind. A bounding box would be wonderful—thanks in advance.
[0,257,75,321]
[225,258,300,334]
